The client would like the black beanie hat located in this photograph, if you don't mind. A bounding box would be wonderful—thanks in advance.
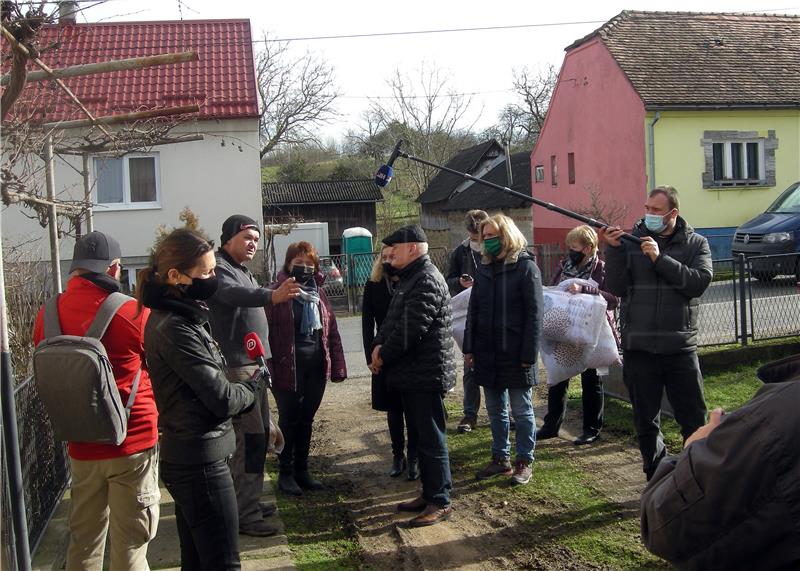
[382,224,428,246]
[221,214,260,245]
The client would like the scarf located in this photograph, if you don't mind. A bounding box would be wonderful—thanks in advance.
[560,255,596,280]
[296,285,322,336]
[81,272,121,293]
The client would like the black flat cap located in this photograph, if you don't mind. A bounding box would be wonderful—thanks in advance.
[382,224,428,246]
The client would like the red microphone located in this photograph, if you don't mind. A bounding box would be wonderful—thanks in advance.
[244,332,267,369]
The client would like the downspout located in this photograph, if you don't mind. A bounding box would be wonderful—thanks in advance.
[647,111,661,189]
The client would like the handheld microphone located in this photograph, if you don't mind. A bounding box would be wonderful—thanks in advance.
[374,139,404,188]
[244,332,267,370]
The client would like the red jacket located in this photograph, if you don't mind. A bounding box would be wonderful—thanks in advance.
[265,272,347,391]
[33,277,158,460]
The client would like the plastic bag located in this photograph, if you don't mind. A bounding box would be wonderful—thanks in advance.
[451,287,471,352]
[542,286,607,346]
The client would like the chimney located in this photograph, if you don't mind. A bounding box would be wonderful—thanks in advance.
[58,1,78,25]
[504,140,513,186]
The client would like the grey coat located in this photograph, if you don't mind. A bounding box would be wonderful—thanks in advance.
[604,217,712,354]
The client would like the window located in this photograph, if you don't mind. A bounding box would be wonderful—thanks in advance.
[534,165,544,183]
[702,131,777,189]
[94,154,160,208]
[550,155,557,186]
[568,152,576,185]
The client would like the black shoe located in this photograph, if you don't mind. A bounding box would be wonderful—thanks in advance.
[536,425,559,440]
[294,470,324,490]
[260,501,277,518]
[239,519,280,537]
[278,472,303,496]
[407,458,420,481]
[574,432,600,446]
[389,455,407,478]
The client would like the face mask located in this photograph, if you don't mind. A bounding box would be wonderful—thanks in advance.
[484,237,502,257]
[179,275,219,300]
[382,262,396,277]
[644,213,667,233]
[568,249,585,266]
[291,264,315,282]
[469,240,481,252]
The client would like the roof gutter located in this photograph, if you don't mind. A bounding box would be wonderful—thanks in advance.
[647,111,661,189]
[646,103,800,111]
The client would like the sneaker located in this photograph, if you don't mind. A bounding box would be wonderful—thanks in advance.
[573,432,600,446]
[475,456,513,480]
[457,415,477,433]
[511,459,533,485]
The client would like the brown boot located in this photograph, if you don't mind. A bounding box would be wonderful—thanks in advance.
[475,456,513,480]
[409,504,453,527]
[397,495,427,512]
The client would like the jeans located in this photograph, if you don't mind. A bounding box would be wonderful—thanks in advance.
[462,362,482,418]
[160,458,240,571]
[543,368,604,435]
[387,408,418,460]
[272,356,327,474]
[622,350,707,479]
[400,392,452,507]
[483,386,536,462]
[66,447,160,571]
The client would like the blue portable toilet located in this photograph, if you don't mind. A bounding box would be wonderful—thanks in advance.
[342,227,373,286]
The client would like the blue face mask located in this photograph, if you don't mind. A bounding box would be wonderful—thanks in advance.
[644,213,667,234]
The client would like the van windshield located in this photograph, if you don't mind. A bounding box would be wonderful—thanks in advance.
[766,182,800,213]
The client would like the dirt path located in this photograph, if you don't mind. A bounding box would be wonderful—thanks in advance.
[311,373,647,569]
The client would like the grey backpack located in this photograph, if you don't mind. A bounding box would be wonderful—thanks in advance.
[33,292,141,445]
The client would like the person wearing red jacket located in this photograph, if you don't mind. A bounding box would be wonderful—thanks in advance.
[33,231,159,571]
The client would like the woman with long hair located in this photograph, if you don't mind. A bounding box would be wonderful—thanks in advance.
[362,245,419,479]
[138,228,262,571]
[266,241,347,496]
[463,214,543,486]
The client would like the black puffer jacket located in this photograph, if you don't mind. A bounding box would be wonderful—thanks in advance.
[373,255,456,393]
[604,217,712,354]
[463,250,543,389]
[640,355,800,569]
[143,282,259,464]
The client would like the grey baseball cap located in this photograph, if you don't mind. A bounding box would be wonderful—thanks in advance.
[68,231,122,274]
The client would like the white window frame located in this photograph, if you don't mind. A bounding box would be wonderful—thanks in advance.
[93,153,161,210]
[712,140,765,184]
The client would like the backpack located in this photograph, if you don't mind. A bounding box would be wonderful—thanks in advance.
[33,292,141,445]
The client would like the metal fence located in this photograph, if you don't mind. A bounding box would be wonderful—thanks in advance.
[1,376,70,568]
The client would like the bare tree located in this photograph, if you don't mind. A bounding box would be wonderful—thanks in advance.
[355,64,478,196]
[255,32,338,159]
[571,183,630,228]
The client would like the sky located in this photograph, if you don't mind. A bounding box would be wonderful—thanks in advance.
[82,0,800,143]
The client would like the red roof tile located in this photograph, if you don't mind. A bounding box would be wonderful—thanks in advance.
[8,19,259,122]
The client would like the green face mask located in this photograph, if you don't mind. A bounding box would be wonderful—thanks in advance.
[484,236,502,257]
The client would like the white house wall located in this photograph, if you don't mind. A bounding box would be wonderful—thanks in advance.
[2,118,262,272]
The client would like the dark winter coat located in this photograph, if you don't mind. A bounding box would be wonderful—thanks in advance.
[604,217,712,354]
[265,271,347,391]
[361,277,400,411]
[640,355,800,569]
[142,282,259,465]
[373,255,456,393]
[463,249,543,389]
[445,239,482,296]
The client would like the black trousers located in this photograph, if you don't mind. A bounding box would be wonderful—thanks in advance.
[400,392,452,507]
[387,407,419,460]
[272,356,327,474]
[622,350,707,479]
[161,459,240,571]
[542,368,604,435]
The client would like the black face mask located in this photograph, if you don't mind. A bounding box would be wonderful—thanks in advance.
[179,275,219,300]
[382,262,396,277]
[290,264,315,283]
[568,249,585,266]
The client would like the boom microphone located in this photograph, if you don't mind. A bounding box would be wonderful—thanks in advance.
[374,139,404,188]
[244,332,267,369]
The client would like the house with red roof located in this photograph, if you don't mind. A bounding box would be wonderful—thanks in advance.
[2,17,264,287]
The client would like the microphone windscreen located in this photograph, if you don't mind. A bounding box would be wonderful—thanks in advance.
[244,332,266,360]
[374,164,393,188]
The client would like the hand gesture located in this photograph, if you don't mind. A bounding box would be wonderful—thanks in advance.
[600,226,625,247]
[272,277,300,304]
[640,236,660,262]
[459,276,474,289]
